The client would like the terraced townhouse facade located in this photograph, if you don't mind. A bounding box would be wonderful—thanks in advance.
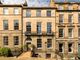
[0,0,79,60]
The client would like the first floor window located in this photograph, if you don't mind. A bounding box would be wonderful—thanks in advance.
[68,14,73,24]
[78,28,80,37]
[14,20,19,30]
[26,22,31,33]
[3,36,8,45]
[14,36,19,45]
[47,22,52,34]
[37,22,41,34]
[37,39,42,48]
[3,20,8,30]
[59,28,64,37]
[47,39,52,48]
[68,28,73,38]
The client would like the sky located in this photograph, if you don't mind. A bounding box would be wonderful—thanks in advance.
[1,0,80,7]
[1,0,50,7]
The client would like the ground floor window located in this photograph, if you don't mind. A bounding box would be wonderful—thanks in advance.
[78,43,80,57]
[59,43,63,52]
[68,43,73,52]
[14,36,19,45]
[37,39,42,48]
[3,36,8,45]
[47,39,52,48]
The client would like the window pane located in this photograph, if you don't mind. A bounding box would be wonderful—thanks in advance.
[14,8,19,14]
[78,28,80,37]
[14,20,19,30]
[26,10,31,17]
[37,22,41,34]
[3,8,8,14]
[47,10,51,17]
[14,36,19,45]
[78,14,80,23]
[46,54,51,58]
[78,43,80,57]
[58,6,63,10]
[68,5,73,10]
[68,28,73,38]
[59,43,63,52]
[59,29,63,37]
[37,39,42,48]
[47,39,52,48]
[47,22,52,33]
[68,43,72,52]
[3,20,8,30]
[59,14,64,24]
[68,14,73,23]
[78,6,80,10]
[26,22,31,33]
[36,10,41,17]
[3,36,8,45]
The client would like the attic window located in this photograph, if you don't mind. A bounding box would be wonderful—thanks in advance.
[78,5,80,10]
[58,5,64,10]
[68,5,73,10]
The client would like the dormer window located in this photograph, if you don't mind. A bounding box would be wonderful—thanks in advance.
[58,5,64,10]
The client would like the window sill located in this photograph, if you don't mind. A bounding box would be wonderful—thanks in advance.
[37,48,42,49]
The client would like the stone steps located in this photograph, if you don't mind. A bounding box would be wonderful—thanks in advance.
[17,51,31,60]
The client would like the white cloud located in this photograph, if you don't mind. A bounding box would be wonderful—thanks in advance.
[1,0,25,4]
[27,0,50,7]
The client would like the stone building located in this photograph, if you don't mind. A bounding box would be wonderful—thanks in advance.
[0,0,79,60]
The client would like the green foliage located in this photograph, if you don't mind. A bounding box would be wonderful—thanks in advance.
[0,47,12,57]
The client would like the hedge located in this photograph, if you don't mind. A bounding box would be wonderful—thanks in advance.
[0,47,12,57]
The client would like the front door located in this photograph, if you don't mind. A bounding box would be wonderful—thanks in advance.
[26,42,31,51]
